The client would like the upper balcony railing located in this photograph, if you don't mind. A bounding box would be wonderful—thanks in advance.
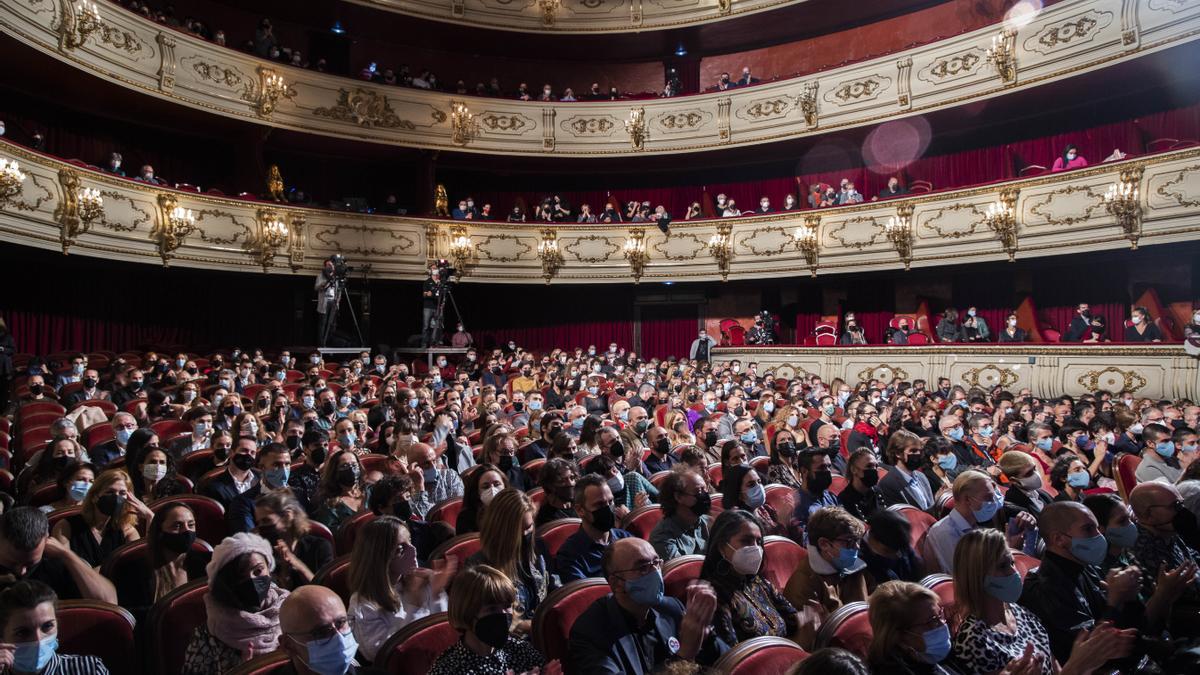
[3,0,1198,157]
[2,137,1199,284]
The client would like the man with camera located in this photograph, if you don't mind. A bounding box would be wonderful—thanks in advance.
[422,262,447,346]
[314,257,338,346]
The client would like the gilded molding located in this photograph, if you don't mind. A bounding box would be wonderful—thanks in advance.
[961,364,1020,389]
[1075,366,1148,393]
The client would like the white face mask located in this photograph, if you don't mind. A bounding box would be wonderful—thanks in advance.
[142,464,167,481]
[727,543,763,575]
[1132,316,1142,325]
[480,485,502,506]
[1008,318,1017,327]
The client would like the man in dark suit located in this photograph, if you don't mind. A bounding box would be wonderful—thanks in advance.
[879,434,936,512]
[91,412,139,469]
[736,66,759,87]
[1062,303,1093,342]
[569,537,728,673]
[202,436,260,512]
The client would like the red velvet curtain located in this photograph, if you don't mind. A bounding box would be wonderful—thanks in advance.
[640,305,699,360]
[1036,303,1125,342]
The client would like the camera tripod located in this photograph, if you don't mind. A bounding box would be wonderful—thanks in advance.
[321,276,366,347]
[425,278,464,346]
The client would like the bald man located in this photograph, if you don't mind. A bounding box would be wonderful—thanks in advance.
[568,537,727,673]
[1019,502,1144,664]
[1130,482,1200,619]
[279,585,374,674]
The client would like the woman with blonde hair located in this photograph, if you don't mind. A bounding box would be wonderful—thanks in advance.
[770,403,811,443]
[428,564,551,674]
[51,468,152,567]
[867,580,963,674]
[349,516,456,661]
[950,529,1131,675]
[465,488,550,636]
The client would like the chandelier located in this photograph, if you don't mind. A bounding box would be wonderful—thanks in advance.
[0,158,27,203]
[985,29,1017,85]
[451,101,479,146]
[625,108,647,151]
[154,194,198,265]
[448,224,473,273]
[252,210,290,269]
[1104,167,1143,249]
[792,218,819,277]
[538,0,561,26]
[60,1,101,50]
[982,189,1019,261]
[254,67,290,116]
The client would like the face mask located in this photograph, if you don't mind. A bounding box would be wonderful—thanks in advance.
[82,377,97,389]
[497,455,515,472]
[181,390,197,403]
[97,493,126,517]
[1105,522,1139,548]
[142,464,167,482]
[302,395,315,409]
[823,404,836,417]
[1129,422,1144,435]
[607,473,625,495]
[972,491,1002,522]
[160,529,197,555]
[985,571,1023,603]
[1035,437,1054,452]
[979,427,994,438]
[68,481,90,501]
[213,445,231,462]
[236,575,272,611]
[937,454,957,471]
[704,400,717,412]
[302,627,358,675]
[474,612,511,649]
[13,635,57,673]
[947,427,964,441]
[728,543,763,575]
[572,417,585,430]
[266,466,290,488]
[116,428,134,445]
[322,401,337,416]
[340,431,357,447]
[232,453,256,471]
[338,396,351,408]
[832,544,859,572]
[740,431,758,444]
[690,491,712,517]
[409,399,419,409]
[621,566,666,608]
[918,624,952,664]
[227,406,243,418]
[1067,470,1090,488]
[1131,316,1142,325]
[1069,533,1108,565]
[860,468,880,488]
[480,485,502,506]
[213,393,224,408]
[1015,474,1042,491]
[337,465,360,488]
[1008,318,1018,327]
[1155,441,1176,458]
[743,482,766,509]
[590,504,616,532]
[422,466,439,489]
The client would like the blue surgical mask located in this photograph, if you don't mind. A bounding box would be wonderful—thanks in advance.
[303,627,358,675]
[588,386,599,396]
[787,415,799,427]
[624,568,665,606]
[340,431,357,447]
[763,402,775,414]
[979,426,994,438]
[947,427,964,441]
[937,454,958,471]
[918,624,952,664]
[984,571,1023,603]
[704,400,717,412]
[1070,533,1108,565]
[743,483,766,510]
[265,466,291,489]
[302,395,315,409]
[1105,522,1139,548]
[68,481,90,502]
[740,431,758,444]
[823,404,836,416]
[1155,441,1176,458]
[422,466,439,487]
[409,398,419,409]
[1035,437,1054,452]
[116,427,134,445]
[528,400,542,411]
[619,410,629,422]
[972,491,1002,522]
[572,417,585,429]
[1067,470,1090,488]
[14,635,57,672]
[833,544,859,572]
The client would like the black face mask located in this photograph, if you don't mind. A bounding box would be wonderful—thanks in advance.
[392,500,412,520]
[655,438,671,455]
[777,441,797,457]
[498,455,514,472]
[609,442,625,458]
[235,575,272,612]
[97,494,126,517]
[590,504,616,532]
[212,445,230,462]
[552,484,573,503]
[704,431,719,447]
[52,455,72,470]
[474,612,511,649]
[336,465,360,488]
[860,468,880,488]
[232,453,256,471]
[321,401,336,415]
[808,469,833,494]
[690,492,712,518]
[285,435,301,451]
[309,446,327,466]
[28,384,43,395]
[512,401,524,412]
[257,524,282,546]
[547,426,561,441]
[903,453,926,471]
[160,530,196,555]
[82,377,97,389]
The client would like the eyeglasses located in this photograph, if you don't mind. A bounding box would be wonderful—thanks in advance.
[289,616,354,643]
[615,557,662,577]
[1147,500,1183,513]
[907,608,947,633]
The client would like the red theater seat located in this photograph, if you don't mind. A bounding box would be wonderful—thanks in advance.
[921,574,957,629]
[335,510,376,555]
[430,532,481,563]
[815,601,872,657]
[308,521,335,550]
[536,518,581,557]
[427,496,464,527]
[663,554,704,600]
[532,578,611,666]
[72,399,117,416]
[312,554,352,605]
[149,494,227,547]
[887,504,937,550]
[762,535,806,589]
[57,600,138,675]
[764,484,796,523]
[378,612,457,675]
[1012,550,1040,580]
[622,505,663,539]
[1115,454,1140,501]
[147,579,209,675]
[713,636,810,675]
[226,652,290,675]
[101,537,213,583]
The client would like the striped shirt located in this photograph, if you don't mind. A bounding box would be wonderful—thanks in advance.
[44,653,109,675]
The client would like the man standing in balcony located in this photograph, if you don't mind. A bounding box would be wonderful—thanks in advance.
[689,330,717,362]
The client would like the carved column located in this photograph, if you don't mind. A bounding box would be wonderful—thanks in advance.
[156,32,176,92]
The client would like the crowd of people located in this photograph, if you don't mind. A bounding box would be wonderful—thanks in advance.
[2,326,1200,674]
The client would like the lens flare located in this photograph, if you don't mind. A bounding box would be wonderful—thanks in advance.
[1004,0,1042,31]
[862,117,932,173]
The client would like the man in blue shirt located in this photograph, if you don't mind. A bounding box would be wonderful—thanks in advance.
[790,449,839,543]
[555,474,632,582]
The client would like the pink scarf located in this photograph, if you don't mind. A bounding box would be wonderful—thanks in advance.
[204,585,289,656]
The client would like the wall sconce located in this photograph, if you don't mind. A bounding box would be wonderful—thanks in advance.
[450,101,479,146]
[799,82,819,128]
[623,227,649,283]
[707,222,733,281]
[792,217,819,277]
[985,29,1017,85]
[1104,166,1143,249]
[983,188,1019,261]
[54,169,103,253]
[251,210,290,269]
[537,0,561,26]
[625,108,647,151]
[253,67,291,117]
[537,228,564,283]
[0,158,28,205]
[58,1,101,50]
[448,224,473,274]
[886,202,915,270]
[153,193,197,265]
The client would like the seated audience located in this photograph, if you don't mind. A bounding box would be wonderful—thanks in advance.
[556,474,633,582]
[878,430,936,510]
[569,537,728,672]
[0,580,110,674]
[202,435,261,511]
[1125,306,1164,342]
[51,469,149,568]
[924,470,1032,572]
[838,448,883,522]
[465,488,550,634]
[278,585,361,675]
[1051,143,1088,172]
[1129,481,1200,621]
[860,509,925,583]
[348,516,453,662]
[254,489,332,590]
[867,580,960,674]
[702,509,798,646]
[112,501,209,621]
[787,450,838,540]
[40,461,95,513]
[456,462,507,534]
[1136,422,1181,483]
[648,469,711,559]
[784,506,870,649]
[997,312,1028,342]
[182,532,289,674]
[428,564,551,674]
[314,450,365,531]
[1000,449,1054,518]
[129,437,187,500]
[534,458,577,525]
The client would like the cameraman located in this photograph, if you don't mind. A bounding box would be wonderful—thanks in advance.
[315,257,338,346]
[422,263,442,346]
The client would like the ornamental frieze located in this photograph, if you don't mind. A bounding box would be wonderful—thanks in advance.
[313,88,417,129]
[1024,10,1114,54]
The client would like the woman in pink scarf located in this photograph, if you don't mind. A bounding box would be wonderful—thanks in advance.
[181,532,290,674]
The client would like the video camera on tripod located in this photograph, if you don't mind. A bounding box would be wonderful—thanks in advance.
[329,253,354,282]
[432,258,457,285]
